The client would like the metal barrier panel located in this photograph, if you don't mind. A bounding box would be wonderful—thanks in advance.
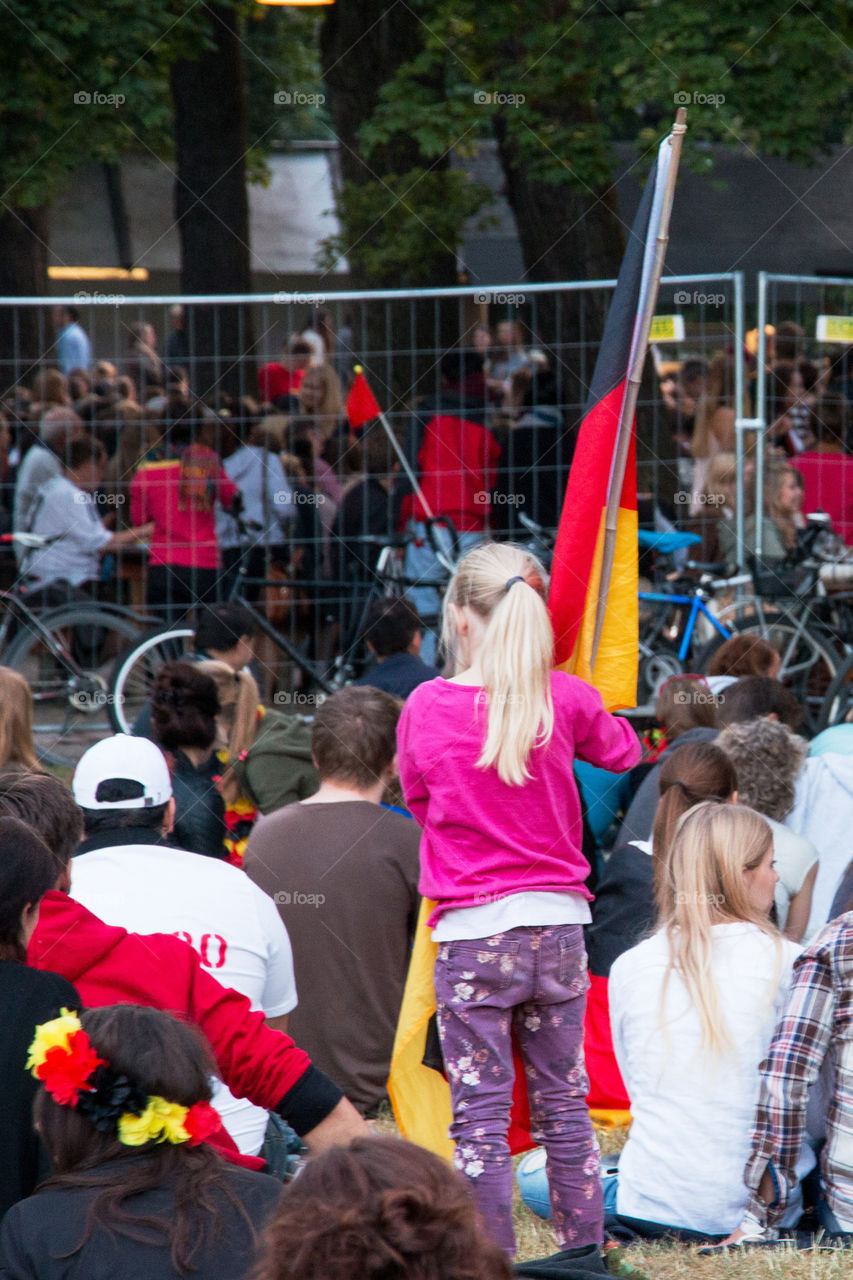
[753,273,853,561]
[0,275,741,700]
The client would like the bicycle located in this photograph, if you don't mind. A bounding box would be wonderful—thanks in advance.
[108,516,467,729]
[0,534,155,766]
[108,522,343,734]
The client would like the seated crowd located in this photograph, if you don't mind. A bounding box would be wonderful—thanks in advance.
[1,309,853,1275]
[0,544,853,1278]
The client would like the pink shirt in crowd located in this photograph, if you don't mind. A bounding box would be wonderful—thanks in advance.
[397,672,641,925]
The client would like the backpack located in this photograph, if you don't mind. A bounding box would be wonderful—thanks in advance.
[231,710,319,815]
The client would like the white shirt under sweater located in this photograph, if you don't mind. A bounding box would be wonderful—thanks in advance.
[71,835,297,1156]
[610,922,810,1234]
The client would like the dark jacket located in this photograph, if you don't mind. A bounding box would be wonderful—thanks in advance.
[353,653,440,699]
[585,841,655,978]
[612,726,719,847]
[0,1157,282,1279]
[0,962,81,1219]
[169,749,228,860]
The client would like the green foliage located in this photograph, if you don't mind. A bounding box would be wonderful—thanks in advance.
[242,5,331,153]
[0,0,196,209]
[316,169,490,285]
[319,0,852,277]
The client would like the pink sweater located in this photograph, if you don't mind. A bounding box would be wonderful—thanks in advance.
[397,672,640,924]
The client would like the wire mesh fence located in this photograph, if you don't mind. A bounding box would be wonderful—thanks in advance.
[1,271,850,711]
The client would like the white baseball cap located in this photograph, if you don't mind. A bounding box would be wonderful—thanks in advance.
[73,734,173,810]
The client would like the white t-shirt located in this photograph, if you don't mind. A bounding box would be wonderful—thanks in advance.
[71,838,297,1155]
[765,817,818,931]
[610,922,808,1234]
[25,475,112,586]
[787,754,853,938]
[432,890,590,942]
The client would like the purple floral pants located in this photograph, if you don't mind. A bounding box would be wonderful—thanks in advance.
[434,923,602,1256]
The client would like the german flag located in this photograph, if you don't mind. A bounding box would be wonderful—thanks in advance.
[549,131,680,709]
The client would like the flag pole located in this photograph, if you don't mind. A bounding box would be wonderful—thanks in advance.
[590,107,687,669]
[353,366,437,520]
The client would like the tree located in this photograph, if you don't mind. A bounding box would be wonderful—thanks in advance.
[0,1,177,365]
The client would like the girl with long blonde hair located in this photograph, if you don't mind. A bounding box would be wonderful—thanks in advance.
[397,542,640,1259]
[607,803,809,1240]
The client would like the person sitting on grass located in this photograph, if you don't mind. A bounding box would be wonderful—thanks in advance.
[717,717,818,941]
[252,1135,512,1280]
[722,907,853,1246]
[0,817,81,1219]
[606,803,812,1242]
[353,598,441,698]
[704,634,781,694]
[0,1005,282,1280]
[132,602,257,740]
[583,741,738,1111]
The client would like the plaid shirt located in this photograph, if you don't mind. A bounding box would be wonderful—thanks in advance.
[744,911,853,1229]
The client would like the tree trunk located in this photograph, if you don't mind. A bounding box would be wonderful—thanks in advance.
[170,4,254,401]
[0,205,49,382]
[320,3,460,398]
[492,114,626,416]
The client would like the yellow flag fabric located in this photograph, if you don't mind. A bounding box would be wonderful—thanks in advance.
[387,898,454,1161]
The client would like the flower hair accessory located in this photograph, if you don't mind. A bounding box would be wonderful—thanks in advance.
[27,1011,220,1148]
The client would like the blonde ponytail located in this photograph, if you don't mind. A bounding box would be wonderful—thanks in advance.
[442,542,554,785]
[195,660,260,805]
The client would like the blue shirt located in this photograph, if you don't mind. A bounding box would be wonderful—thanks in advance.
[55,322,91,374]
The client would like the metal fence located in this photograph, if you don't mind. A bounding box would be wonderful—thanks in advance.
[2,270,850,700]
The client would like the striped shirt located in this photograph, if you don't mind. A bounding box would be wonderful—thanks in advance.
[744,911,853,1230]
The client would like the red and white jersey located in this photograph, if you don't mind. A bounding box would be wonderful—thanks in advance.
[70,835,296,1156]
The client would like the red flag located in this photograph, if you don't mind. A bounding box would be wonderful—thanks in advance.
[549,133,677,709]
[346,366,381,429]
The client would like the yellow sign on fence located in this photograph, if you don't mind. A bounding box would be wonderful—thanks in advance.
[650,315,686,343]
[816,315,853,344]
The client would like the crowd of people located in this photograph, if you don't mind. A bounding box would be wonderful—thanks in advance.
[0,532,852,1276]
[1,306,853,1275]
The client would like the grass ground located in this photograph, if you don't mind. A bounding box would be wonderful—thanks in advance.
[372,1110,848,1279]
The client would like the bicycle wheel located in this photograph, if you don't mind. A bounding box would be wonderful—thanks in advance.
[4,606,144,767]
[108,628,195,734]
[696,617,841,733]
[637,645,683,705]
[815,650,853,731]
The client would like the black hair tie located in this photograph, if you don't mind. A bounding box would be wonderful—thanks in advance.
[505,576,525,592]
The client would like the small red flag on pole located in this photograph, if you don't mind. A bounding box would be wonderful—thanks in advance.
[346,365,381,429]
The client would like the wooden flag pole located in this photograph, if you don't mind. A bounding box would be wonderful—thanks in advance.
[590,107,687,670]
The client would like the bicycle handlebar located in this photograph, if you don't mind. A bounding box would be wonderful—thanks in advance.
[3,532,60,549]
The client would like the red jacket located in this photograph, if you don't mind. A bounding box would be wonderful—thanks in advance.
[130,449,239,569]
[414,413,500,532]
[28,893,336,1166]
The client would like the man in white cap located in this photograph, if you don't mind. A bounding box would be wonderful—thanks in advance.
[70,734,297,1163]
